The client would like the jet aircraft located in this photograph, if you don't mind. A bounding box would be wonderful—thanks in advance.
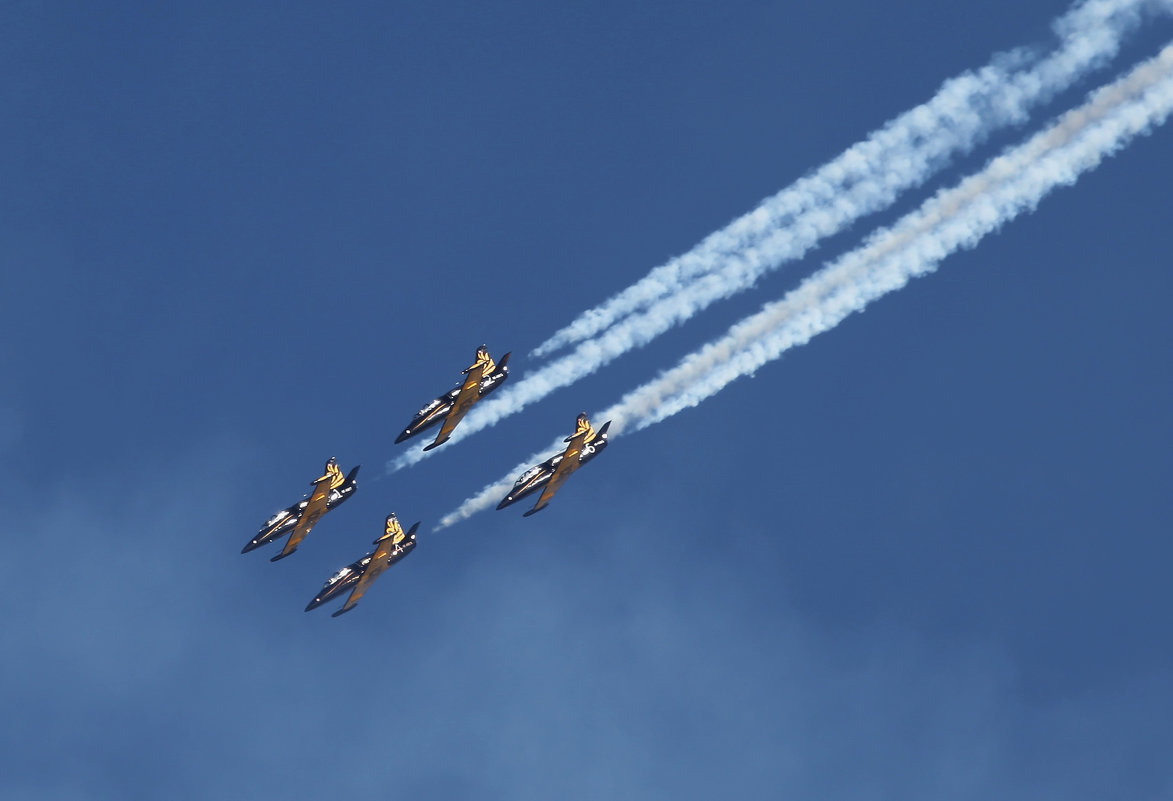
[305,513,419,617]
[395,346,511,451]
[497,414,611,516]
[242,458,359,561]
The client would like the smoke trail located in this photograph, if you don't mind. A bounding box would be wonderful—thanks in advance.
[614,43,1173,430]
[391,0,1169,476]
[437,43,1173,529]
[528,0,1167,361]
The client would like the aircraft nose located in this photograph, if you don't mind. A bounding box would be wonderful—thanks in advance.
[305,597,323,612]
[394,430,411,444]
[241,540,259,554]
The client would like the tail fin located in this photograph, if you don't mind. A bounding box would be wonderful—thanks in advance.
[375,513,404,544]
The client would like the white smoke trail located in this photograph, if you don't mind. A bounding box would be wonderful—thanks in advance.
[392,0,1169,476]
[528,0,1167,360]
[615,43,1173,429]
[436,43,1173,529]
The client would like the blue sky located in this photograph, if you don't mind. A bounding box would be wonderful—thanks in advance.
[3,1,1172,798]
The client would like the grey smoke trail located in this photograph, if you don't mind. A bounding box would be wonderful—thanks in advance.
[437,43,1173,529]
[528,0,1167,361]
[391,0,1168,476]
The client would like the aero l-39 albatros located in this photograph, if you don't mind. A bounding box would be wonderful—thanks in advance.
[242,458,359,561]
[306,513,419,617]
[497,413,611,516]
[395,346,510,451]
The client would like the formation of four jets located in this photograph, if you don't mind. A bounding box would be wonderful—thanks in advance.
[241,346,611,616]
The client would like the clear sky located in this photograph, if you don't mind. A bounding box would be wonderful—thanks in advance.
[2,1,1171,798]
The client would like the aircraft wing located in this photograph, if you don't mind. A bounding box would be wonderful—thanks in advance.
[330,555,384,616]
[271,478,331,562]
[423,363,485,451]
[523,431,589,517]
